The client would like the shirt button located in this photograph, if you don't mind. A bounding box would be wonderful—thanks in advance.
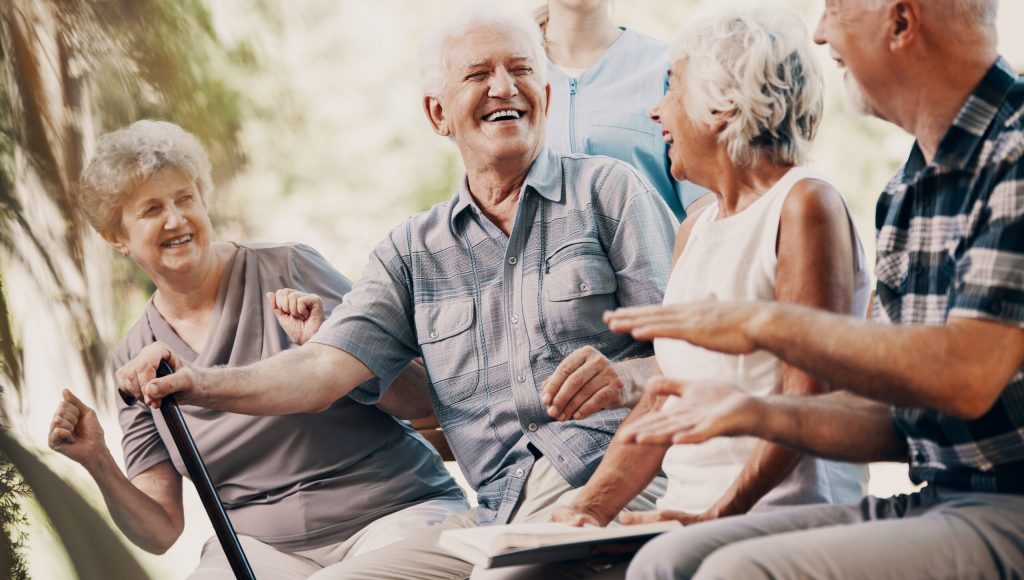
[515,468,525,477]
[579,282,590,292]
[527,423,538,432]
[508,256,518,265]
[914,452,926,463]
[429,330,439,339]
[511,314,519,324]
[517,375,526,383]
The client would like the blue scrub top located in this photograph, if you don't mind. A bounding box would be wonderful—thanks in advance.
[545,28,709,221]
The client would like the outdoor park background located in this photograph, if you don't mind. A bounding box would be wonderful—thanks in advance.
[0,0,1022,577]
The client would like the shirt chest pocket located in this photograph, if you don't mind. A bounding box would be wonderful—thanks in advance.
[414,299,480,404]
[542,239,619,346]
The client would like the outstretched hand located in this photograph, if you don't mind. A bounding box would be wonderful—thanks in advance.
[267,288,325,345]
[603,298,772,355]
[618,376,762,446]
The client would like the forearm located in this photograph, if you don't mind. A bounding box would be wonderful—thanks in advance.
[572,395,667,524]
[750,304,1016,418]
[753,391,907,462]
[193,343,373,415]
[711,441,803,517]
[85,453,181,553]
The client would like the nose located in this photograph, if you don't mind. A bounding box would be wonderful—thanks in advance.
[812,10,827,46]
[488,67,518,99]
[650,98,663,124]
[164,204,185,229]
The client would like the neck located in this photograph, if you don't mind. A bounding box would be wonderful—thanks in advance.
[889,34,997,163]
[703,157,792,219]
[150,242,233,321]
[465,162,532,236]
[544,3,620,68]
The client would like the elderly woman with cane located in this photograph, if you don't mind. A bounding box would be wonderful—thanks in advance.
[47,120,466,579]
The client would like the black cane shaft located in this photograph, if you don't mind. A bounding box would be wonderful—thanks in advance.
[156,361,256,580]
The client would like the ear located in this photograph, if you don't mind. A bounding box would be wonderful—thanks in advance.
[710,107,736,134]
[424,96,450,137]
[888,0,920,51]
[101,230,128,255]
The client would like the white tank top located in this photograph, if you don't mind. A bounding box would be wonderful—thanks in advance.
[655,166,870,514]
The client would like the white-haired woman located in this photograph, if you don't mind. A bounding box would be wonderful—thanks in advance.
[47,120,467,579]
[506,5,871,579]
[537,0,708,221]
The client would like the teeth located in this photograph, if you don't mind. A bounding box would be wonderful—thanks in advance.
[663,133,674,145]
[163,234,192,247]
[485,109,521,122]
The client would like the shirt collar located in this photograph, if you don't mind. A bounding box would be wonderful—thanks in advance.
[927,57,1018,172]
[448,147,563,232]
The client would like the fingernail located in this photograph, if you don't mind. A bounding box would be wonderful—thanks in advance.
[541,394,551,404]
[548,406,558,416]
[574,412,581,419]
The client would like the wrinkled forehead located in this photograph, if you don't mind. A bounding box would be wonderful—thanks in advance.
[444,24,537,73]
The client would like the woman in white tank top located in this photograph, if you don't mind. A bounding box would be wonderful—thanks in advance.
[550,5,870,539]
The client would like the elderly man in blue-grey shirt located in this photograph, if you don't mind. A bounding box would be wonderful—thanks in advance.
[117,5,677,579]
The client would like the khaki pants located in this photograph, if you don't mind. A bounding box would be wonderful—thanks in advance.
[312,457,666,580]
[627,485,1024,580]
[187,498,468,579]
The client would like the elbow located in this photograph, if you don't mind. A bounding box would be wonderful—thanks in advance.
[139,529,181,555]
[945,378,1002,421]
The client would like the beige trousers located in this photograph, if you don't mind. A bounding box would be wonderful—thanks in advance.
[310,457,666,580]
[187,497,469,579]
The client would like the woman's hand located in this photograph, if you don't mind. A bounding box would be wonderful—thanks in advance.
[267,288,325,345]
[620,508,716,526]
[48,389,109,470]
[619,376,763,446]
[550,505,607,527]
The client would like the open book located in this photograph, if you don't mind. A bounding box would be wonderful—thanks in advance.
[439,521,682,569]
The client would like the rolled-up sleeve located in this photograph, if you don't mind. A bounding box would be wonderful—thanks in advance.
[308,227,421,403]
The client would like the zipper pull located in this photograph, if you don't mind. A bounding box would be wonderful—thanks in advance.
[570,78,577,95]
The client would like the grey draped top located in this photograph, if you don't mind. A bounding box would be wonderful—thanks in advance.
[114,242,463,551]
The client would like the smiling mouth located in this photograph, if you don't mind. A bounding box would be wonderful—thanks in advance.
[482,109,524,122]
[662,130,674,145]
[161,234,193,248]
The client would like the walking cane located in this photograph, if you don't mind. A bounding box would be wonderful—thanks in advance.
[120,360,257,580]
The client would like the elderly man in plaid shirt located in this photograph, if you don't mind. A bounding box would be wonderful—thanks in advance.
[603,0,1024,578]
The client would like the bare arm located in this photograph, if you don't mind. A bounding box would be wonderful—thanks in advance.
[621,380,907,463]
[606,303,1024,421]
[552,393,668,526]
[375,359,435,419]
[118,341,374,415]
[49,390,184,553]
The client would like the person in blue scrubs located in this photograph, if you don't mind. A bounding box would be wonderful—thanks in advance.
[536,0,708,221]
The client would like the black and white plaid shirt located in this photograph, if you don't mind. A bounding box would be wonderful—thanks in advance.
[880,58,1024,493]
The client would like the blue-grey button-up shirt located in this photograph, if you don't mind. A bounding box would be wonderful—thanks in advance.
[311,146,677,523]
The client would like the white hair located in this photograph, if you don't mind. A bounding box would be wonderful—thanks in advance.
[671,4,824,167]
[79,120,213,237]
[418,2,547,97]
[862,0,998,26]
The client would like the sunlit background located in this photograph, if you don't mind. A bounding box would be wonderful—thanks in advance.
[1,0,1022,577]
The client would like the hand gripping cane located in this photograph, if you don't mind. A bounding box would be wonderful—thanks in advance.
[120,360,257,580]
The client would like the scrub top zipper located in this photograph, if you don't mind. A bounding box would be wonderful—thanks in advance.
[568,78,578,153]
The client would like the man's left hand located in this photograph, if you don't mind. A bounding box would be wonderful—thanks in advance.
[604,298,772,355]
[540,346,638,421]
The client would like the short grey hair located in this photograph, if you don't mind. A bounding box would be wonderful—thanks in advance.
[418,2,547,97]
[863,0,998,26]
[671,4,824,167]
[79,120,213,238]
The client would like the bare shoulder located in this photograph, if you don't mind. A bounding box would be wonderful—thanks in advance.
[781,178,847,228]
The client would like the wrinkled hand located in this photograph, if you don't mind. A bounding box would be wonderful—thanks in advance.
[620,508,716,526]
[619,377,761,446]
[48,389,108,469]
[604,298,772,355]
[550,505,606,527]
[266,288,325,345]
[541,346,637,421]
[114,342,198,408]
